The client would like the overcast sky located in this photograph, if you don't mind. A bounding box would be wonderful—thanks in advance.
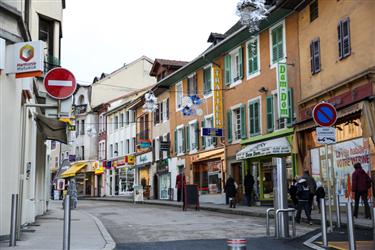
[61,0,240,84]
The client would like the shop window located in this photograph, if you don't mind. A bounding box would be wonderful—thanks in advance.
[203,66,212,96]
[224,47,243,86]
[193,161,222,195]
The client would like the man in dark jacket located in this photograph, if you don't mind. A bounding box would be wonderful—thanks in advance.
[302,170,317,210]
[296,179,312,225]
[244,172,255,206]
[352,162,371,219]
[225,176,237,208]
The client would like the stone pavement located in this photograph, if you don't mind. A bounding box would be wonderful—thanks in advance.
[0,200,115,250]
[83,196,374,230]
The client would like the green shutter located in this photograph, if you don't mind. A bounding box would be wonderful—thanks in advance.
[181,127,185,153]
[266,96,274,132]
[254,101,260,135]
[272,29,278,63]
[174,129,177,155]
[186,125,190,152]
[240,105,246,139]
[227,110,232,143]
[224,55,231,85]
[239,47,243,79]
[249,103,254,136]
[201,120,205,149]
[287,88,294,126]
[195,121,199,150]
[253,40,258,73]
[272,25,283,63]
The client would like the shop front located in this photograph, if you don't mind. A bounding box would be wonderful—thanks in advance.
[94,162,104,197]
[156,159,171,200]
[237,134,296,206]
[136,152,152,199]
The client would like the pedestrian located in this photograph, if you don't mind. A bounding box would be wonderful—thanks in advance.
[315,181,325,214]
[175,170,186,202]
[288,179,298,208]
[302,170,317,210]
[244,172,255,206]
[351,162,372,219]
[225,176,237,208]
[295,179,312,225]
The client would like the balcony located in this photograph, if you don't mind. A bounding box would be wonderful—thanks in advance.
[44,54,60,74]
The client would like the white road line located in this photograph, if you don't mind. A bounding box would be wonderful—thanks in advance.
[303,227,332,250]
[48,80,72,86]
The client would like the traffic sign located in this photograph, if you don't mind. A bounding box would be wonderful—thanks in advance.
[316,127,336,144]
[44,68,76,100]
[312,102,337,127]
[201,128,223,137]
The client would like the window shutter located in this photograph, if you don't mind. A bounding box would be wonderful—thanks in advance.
[174,129,177,155]
[201,120,205,149]
[266,96,274,132]
[195,121,199,150]
[224,55,231,85]
[337,20,343,59]
[194,74,198,95]
[287,88,294,126]
[152,139,156,162]
[272,29,278,63]
[240,105,246,139]
[239,47,244,79]
[227,110,232,143]
[160,102,163,121]
[166,133,170,158]
[181,127,185,153]
[154,104,159,125]
[342,17,351,57]
[249,103,254,136]
[186,125,190,152]
[166,98,169,120]
[277,27,284,61]
[252,40,258,73]
[159,136,163,160]
[254,101,260,134]
[314,39,321,73]
[310,41,314,74]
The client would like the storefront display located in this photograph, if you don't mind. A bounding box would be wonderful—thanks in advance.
[159,173,171,199]
[119,167,134,194]
[193,159,222,194]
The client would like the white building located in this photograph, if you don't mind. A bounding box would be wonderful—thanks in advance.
[0,0,65,239]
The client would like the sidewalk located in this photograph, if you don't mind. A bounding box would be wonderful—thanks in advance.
[83,196,374,230]
[0,201,115,250]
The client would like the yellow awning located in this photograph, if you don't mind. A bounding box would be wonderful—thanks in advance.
[60,162,87,178]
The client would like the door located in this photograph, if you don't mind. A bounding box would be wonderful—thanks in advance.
[154,174,158,199]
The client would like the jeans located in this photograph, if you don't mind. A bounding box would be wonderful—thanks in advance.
[354,191,371,218]
[245,190,253,206]
[296,200,311,222]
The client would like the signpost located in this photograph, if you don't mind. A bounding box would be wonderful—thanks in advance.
[201,127,223,137]
[313,102,337,233]
[44,68,77,100]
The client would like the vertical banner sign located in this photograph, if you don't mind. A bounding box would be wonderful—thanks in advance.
[277,62,289,118]
[213,66,223,128]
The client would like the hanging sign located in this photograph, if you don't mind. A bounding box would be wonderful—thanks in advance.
[213,66,223,128]
[277,62,289,118]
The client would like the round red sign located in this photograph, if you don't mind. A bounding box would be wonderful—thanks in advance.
[312,102,337,127]
[44,68,77,100]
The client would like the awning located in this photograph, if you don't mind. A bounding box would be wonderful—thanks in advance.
[60,162,87,178]
[191,148,224,163]
[361,100,375,144]
[35,114,67,143]
[236,137,291,160]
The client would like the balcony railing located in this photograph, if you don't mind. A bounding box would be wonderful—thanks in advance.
[44,54,60,74]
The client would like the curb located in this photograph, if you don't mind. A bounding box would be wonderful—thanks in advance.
[84,211,116,250]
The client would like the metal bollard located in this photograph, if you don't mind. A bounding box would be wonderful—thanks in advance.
[63,195,71,250]
[347,200,356,250]
[320,198,328,247]
[227,239,246,250]
[9,194,18,247]
[266,208,275,237]
[335,195,341,229]
[291,210,296,238]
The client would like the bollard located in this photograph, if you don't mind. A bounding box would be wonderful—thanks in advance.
[63,195,71,250]
[227,239,246,250]
[320,198,328,247]
[347,200,356,250]
[9,194,18,247]
[335,194,341,229]
[266,208,275,237]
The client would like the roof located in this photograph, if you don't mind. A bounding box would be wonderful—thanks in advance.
[150,58,189,77]
[207,32,226,44]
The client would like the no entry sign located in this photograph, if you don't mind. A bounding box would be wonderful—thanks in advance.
[44,68,76,100]
[313,102,337,127]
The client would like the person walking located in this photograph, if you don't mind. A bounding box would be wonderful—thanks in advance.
[225,176,237,208]
[302,170,317,210]
[288,179,298,208]
[244,172,255,206]
[175,170,186,202]
[352,162,372,219]
[315,181,325,214]
[295,179,312,225]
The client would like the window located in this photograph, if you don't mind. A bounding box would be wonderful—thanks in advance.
[224,47,244,86]
[110,144,113,158]
[187,74,197,96]
[310,0,318,22]
[80,120,85,135]
[203,66,212,96]
[249,99,261,136]
[176,82,183,110]
[233,108,241,140]
[132,137,136,153]
[266,88,294,132]
[39,17,54,55]
[76,120,80,137]
[114,143,118,157]
[114,116,119,130]
[310,38,321,74]
[120,113,124,127]
[154,103,160,125]
[162,134,169,159]
[247,36,260,77]
[120,141,124,155]
[99,115,104,132]
[175,126,185,155]
[189,121,199,151]
[139,114,149,140]
[270,22,286,66]
[162,99,169,121]
[125,111,130,125]
[204,116,214,147]
[126,139,130,154]
[155,137,160,161]
[75,146,79,159]
[338,17,351,60]
[81,146,85,160]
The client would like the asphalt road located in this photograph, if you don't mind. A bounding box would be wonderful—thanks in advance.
[77,200,319,250]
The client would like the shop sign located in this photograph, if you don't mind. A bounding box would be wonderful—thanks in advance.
[160,141,170,151]
[157,159,169,173]
[117,157,125,166]
[213,66,223,128]
[277,62,289,118]
[236,137,291,160]
[201,127,223,137]
[105,160,111,169]
[125,155,135,165]
[95,161,104,175]
[6,41,44,77]
[136,152,152,165]
[69,155,76,162]
[316,127,336,144]
[139,140,151,149]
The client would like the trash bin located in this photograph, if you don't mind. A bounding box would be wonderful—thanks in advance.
[227,239,246,250]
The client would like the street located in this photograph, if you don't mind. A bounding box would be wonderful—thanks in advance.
[78,200,319,250]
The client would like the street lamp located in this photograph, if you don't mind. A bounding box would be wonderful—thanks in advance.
[236,0,269,33]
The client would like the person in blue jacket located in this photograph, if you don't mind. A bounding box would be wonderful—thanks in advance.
[296,178,312,225]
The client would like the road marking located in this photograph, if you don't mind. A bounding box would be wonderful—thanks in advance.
[303,227,332,250]
[48,80,72,86]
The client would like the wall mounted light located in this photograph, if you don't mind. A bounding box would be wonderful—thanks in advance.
[258,86,268,94]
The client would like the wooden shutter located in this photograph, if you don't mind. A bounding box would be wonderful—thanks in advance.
[166,98,169,120]
[181,127,185,153]
[310,41,314,74]
[201,120,205,149]
[224,55,231,85]
[314,39,321,73]
[239,47,244,79]
[227,110,232,143]
[254,101,260,134]
[195,121,199,150]
[186,125,190,152]
[337,20,343,59]
[166,133,170,158]
[342,17,351,58]
[159,136,163,160]
[266,96,274,132]
[152,139,156,162]
[287,88,294,126]
[249,103,254,136]
[252,40,258,73]
[160,102,163,122]
[154,104,159,125]
[272,29,278,63]
[240,105,246,139]
[174,129,177,155]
